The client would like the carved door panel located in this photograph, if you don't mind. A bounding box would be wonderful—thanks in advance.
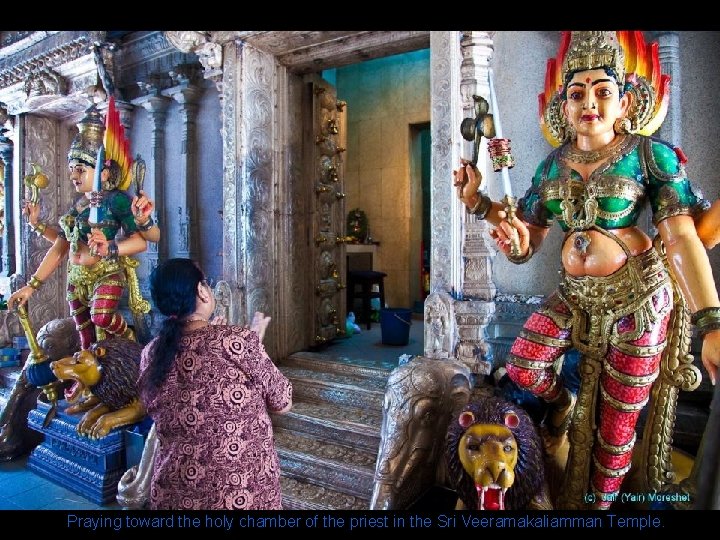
[309,79,347,346]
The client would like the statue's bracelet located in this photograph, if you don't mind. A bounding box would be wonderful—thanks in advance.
[692,306,720,337]
[31,222,47,235]
[104,240,119,260]
[136,216,155,232]
[507,241,535,265]
[28,275,43,290]
[466,193,492,220]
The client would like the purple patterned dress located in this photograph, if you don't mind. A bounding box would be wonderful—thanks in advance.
[139,325,292,509]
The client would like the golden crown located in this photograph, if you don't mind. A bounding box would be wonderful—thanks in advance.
[67,105,104,166]
[561,31,625,84]
[539,31,670,147]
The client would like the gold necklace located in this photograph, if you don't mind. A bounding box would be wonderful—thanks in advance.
[561,134,630,164]
[184,316,208,324]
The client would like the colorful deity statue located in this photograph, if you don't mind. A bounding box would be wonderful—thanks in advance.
[8,98,158,355]
[455,31,720,509]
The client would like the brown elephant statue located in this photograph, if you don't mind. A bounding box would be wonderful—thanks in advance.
[370,356,475,509]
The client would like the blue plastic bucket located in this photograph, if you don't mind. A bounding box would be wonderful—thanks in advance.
[380,308,412,346]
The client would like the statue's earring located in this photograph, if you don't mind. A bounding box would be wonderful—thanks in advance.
[614,117,631,134]
[565,123,576,142]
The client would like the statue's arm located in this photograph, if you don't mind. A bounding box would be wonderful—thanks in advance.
[696,199,720,250]
[658,215,720,384]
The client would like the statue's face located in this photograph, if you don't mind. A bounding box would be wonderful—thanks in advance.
[68,159,94,193]
[563,68,629,139]
[68,159,108,193]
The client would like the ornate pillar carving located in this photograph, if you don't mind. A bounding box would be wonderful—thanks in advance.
[426,31,496,373]
[459,31,496,301]
[0,122,15,276]
[429,31,463,295]
[130,93,170,272]
[164,32,224,93]
[162,76,201,261]
[21,114,72,328]
[654,32,682,146]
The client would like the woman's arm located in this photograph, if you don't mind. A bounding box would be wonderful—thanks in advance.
[454,162,508,226]
[454,161,551,258]
[658,214,720,383]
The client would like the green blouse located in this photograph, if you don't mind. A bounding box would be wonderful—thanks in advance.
[519,135,707,232]
[59,190,139,252]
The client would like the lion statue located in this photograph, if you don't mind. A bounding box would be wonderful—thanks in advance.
[446,396,552,510]
[50,336,145,439]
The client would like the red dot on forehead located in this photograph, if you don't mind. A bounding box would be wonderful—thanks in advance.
[585,77,592,83]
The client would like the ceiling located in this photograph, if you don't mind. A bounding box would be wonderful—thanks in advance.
[215,31,430,74]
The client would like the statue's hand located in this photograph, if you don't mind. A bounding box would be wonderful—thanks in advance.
[23,201,40,227]
[131,190,155,223]
[87,228,109,257]
[491,210,531,258]
[7,286,35,310]
[453,160,483,208]
[701,329,720,385]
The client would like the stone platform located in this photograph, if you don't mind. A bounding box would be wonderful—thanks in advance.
[26,400,131,505]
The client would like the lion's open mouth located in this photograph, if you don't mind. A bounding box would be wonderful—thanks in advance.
[476,484,507,510]
[64,381,85,403]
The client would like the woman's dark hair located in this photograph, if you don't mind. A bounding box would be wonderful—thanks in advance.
[140,258,204,394]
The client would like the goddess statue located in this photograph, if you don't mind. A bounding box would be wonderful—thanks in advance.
[8,97,159,388]
[455,31,720,509]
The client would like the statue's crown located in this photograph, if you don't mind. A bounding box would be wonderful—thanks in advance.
[562,31,625,83]
[67,105,104,166]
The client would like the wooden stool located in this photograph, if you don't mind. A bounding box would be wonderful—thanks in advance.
[347,270,387,330]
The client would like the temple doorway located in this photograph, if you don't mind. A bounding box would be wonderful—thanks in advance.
[311,49,430,359]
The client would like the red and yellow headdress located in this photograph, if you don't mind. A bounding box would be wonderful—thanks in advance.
[103,96,133,191]
[539,31,670,147]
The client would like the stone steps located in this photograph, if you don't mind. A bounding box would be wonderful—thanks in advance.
[273,401,381,453]
[273,352,391,510]
[276,429,376,499]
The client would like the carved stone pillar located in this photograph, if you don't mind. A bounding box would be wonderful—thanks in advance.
[162,81,201,261]
[426,31,496,369]
[164,32,224,93]
[459,31,496,302]
[0,126,14,276]
[429,31,463,296]
[21,114,73,327]
[654,32,682,146]
[646,32,681,237]
[130,94,170,272]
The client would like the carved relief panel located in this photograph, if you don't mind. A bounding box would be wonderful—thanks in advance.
[309,79,346,346]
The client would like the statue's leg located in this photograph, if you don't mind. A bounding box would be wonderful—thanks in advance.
[591,310,671,509]
[67,283,95,349]
[506,297,573,402]
[90,273,133,339]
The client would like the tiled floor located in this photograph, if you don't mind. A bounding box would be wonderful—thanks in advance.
[314,313,425,370]
[0,454,120,510]
[0,318,425,510]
